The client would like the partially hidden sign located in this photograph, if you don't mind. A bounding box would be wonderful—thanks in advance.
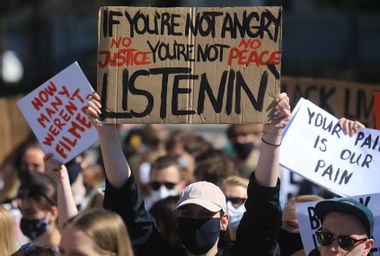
[280,98,380,196]
[296,194,380,255]
[97,6,282,124]
[375,92,380,130]
[281,76,379,129]
[17,62,99,163]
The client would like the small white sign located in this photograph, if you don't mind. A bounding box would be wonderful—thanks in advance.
[17,62,99,163]
[296,194,380,255]
[280,98,380,196]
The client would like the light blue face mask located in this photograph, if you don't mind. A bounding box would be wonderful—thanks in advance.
[226,200,245,230]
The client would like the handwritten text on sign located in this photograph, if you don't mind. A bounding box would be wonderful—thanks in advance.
[97,7,282,124]
[280,98,380,196]
[296,194,380,255]
[17,62,99,163]
[281,76,378,128]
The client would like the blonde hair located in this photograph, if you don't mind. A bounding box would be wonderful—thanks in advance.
[64,208,133,256]
[223,176,249,189]
[286,194,323,209]
[0,207,18,256]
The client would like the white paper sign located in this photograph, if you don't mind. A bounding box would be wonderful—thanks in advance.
[17,62,99,163]
[280,98,380,196]
[296,194,380,255]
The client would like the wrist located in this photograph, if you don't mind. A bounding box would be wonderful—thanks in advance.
[263,124,283,136]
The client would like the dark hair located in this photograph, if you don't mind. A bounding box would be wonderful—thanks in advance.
[151,155,181,173]
[12,244,58,256]
[150,195,185,253]
[18,171,57,210]
[194,150,239,187]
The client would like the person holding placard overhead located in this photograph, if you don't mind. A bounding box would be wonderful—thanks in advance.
[307,199,375,256]
[86,91,290,256]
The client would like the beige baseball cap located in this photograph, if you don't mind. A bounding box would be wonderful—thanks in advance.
[176,181,226,212]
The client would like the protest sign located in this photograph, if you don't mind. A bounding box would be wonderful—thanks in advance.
[296,194,380,255]
[17,62,99,163]
[280,98,380,196]
[281,77,379,128]
[0,96,29,165]
[97,6,282,124]
[375,92,380,130]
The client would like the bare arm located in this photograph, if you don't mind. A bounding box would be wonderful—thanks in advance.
[255,93,290,187]
[44,154,78,227]
[87,93,131,188]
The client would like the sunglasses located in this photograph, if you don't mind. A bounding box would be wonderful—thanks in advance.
[150,181,176,191]
[226,197,246,206]
[316,230,368,251]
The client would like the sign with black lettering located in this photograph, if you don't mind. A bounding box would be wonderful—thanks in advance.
[17,62,99,163]
[281,76,379,128]
[296,194,380,255]
[97,6,282,124]
[280,98,380,196]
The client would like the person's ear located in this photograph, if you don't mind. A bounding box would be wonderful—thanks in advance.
[49,206,59,222]
[363,238,374,255]
[220,212,229,231]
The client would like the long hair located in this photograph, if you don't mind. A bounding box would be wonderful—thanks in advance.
[64,208,133,256]
[0,207,18,256]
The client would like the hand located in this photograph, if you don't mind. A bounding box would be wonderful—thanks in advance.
[43,153,69,184]
[339,117,365,136]
[273,92,291,128]
[86,92,102,126]
[264,93,291,135]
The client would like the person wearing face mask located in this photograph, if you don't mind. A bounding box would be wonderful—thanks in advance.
[278,195,323,256]
[222,176,248,241]
[86,92,290,255]
[16,171,60,250]
[143,155,187,210]
[226,124,263,173]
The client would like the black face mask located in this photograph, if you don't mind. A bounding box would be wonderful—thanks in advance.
[20,217,48,241]
[177,217,221,255]
[233,142,254,160]
[278,229,304,256]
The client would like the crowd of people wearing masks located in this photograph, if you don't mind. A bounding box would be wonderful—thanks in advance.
[0,91,376,256]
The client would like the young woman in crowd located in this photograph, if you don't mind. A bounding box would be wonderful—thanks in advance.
[0,206,19,256]
[44,154,134,256]
[16,171,60,249]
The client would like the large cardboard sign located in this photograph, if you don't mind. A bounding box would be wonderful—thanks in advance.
[296,194,380,255]
[281,77,379,128]
[97,6,282,124]
[17,62,99,163]
[280,98,380,196]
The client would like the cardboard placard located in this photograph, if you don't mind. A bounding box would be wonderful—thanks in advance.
[281,77,379,128]
[97,6,282,124]
[296,194,380,255]
[375,92,380,130]
[17,62,99,163]
[280,98,380,197]
[0,96,30,165]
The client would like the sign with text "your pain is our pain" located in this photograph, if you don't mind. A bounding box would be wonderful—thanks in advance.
[280,98,380,197]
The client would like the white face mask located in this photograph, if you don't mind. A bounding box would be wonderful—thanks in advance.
[150,185,178,206]
[226,200,246,230]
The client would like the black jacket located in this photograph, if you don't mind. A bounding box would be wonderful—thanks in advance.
[104,173,282,256]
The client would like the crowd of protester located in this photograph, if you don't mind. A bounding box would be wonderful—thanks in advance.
[0,91,374,256]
